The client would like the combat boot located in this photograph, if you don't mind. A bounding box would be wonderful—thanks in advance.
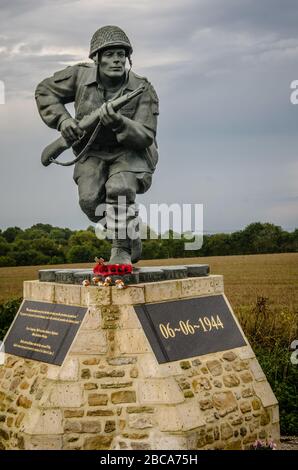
[108,239,132,264]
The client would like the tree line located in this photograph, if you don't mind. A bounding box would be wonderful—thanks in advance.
[0,222,297,267]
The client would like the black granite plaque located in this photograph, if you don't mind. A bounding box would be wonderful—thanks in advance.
[134,295,246,363]
[3,300,88,366]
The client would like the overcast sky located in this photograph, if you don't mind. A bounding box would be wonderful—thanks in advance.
[0,0,297,233]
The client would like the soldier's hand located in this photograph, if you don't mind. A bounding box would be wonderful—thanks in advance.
[60,118,84,142]
[99,102,124,130]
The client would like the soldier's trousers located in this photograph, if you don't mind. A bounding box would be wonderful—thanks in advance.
[73,156,152,224]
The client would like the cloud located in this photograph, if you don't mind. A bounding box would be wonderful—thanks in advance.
[0,0,297,231]
[1,0,298,95]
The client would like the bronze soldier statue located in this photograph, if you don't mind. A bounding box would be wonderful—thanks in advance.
[35,25,159,265]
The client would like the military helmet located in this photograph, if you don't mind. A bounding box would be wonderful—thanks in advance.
[89,25,133,59]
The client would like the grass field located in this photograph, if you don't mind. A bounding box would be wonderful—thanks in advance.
[0,252,297,313]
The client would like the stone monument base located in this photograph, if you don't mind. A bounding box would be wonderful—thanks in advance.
[0,274,279,450]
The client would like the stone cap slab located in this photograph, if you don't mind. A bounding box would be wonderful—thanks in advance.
[24,274,223,306]
[39,264,209,285]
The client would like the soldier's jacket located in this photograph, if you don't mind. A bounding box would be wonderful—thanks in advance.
[35,63,159,171]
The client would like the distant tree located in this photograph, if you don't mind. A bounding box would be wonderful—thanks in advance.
[16,228,49,240]
[2,227,23,243]
[245,223,283,254]
[64,228,73,240]
[49,228,68,241]
[68,231,97,247]
[160,238,185,258]
[287,229,298,252]
[31,223,53,233]
[10,239,33,253]
[66,244,97,263]
[67,230,111,258]
[229,230,244,255]
[32,237,62,257]
[92,239,111,260]
[160,230,182,258]
[142,240,169,259]
[142,240,159,259]
[205,233,232,256]
[13,249,50,266]
[0,239,10,257]
[0,256,16,267]
[49,228,73,246]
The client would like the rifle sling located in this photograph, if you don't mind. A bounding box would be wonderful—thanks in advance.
[50,119,102,167]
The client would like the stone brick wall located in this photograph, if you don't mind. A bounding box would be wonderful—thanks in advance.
[0,276,279,450]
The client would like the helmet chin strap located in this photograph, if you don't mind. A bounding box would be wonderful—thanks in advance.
[127,55,132,71]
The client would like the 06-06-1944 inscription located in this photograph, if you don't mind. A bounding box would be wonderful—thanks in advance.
[159,315,224,339]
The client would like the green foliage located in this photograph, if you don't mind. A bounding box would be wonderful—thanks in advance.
[201,223,298,256]
[0,298,22,340]
[16,228,49,240]
[204,233,232,256]
[255,346,298,436]
[49,228,72,241]
[13,250,50,266]
[32,237,62,257]
[2,227,23,243]
[66,244,97,263]
[94,240,111,260]
[142,240,163,259]
[0,240,10,257]
[0,222,296,267]
[31,223,54,233]
[11,239,33,252]
[235,297,298,436]
[68,230,98,247]
[0,256,16,267]
[237,297,297,351]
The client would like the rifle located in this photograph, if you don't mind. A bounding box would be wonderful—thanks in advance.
[41,84,145,167]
